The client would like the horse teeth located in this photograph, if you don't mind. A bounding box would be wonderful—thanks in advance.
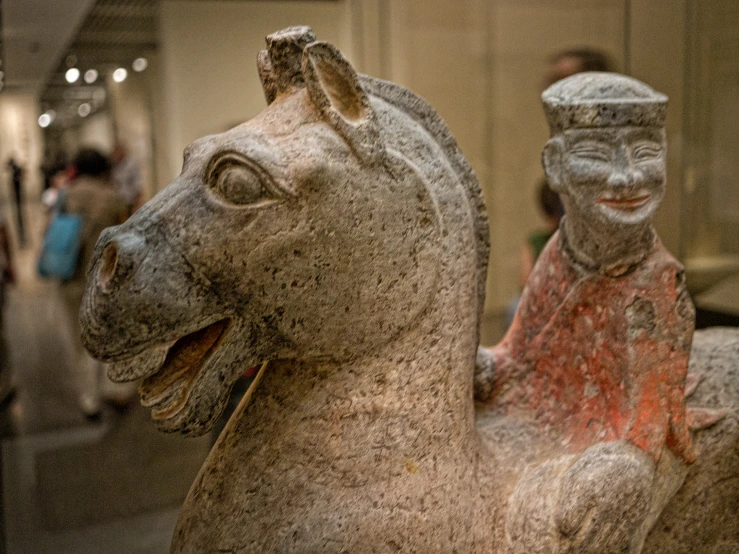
[139,378,185,408]
[107,343,170,382]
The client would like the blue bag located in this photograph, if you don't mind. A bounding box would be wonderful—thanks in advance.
[37,189,84,280]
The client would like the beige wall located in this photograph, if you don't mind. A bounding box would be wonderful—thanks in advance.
[57,111,115,161]
[77,112,116,153]
[153,0,698,319]
[630,0,687,258]
[158,0,354,185]
[681,0,739,260]
[0,91,45,202]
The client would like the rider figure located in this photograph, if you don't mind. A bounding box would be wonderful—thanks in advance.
[477,73,696,553]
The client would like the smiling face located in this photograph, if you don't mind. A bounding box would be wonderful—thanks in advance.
[546,126,666,229]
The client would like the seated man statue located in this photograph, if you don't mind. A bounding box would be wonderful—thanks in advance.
[476,73,719,553]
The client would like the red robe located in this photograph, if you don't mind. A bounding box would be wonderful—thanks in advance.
[488,229,695,463]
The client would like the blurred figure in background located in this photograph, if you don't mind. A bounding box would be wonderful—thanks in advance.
[0,210,16,407]
[6,157,26,247]
[41,162,71,213]
[60,148,134,418]
[519,180,564,288]
[506,181,564,326]
[111,143,143,217]
[546,48,613,87]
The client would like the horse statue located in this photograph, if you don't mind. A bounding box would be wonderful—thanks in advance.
[80,27,739,553]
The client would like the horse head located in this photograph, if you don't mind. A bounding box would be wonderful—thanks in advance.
[80,27,469,436]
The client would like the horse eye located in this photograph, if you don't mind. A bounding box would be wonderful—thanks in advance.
[212,163,275,206]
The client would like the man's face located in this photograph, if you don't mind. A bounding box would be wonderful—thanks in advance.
[560,126,666,227]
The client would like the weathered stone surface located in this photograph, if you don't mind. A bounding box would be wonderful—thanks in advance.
[79,31,738,553]
[643,327,739,554]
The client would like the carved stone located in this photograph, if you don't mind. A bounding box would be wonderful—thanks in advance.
[79,29,738,553]
[476,72,735,553]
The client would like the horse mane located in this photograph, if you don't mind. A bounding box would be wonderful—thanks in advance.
[359,74,490,326]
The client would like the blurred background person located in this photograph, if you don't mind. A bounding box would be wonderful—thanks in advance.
[0,209,16,407]
[519,180,564,288]
[545,48,614,87]
[111,143,144,218]
[59,148,134,418]
[41,162,71,214]
[506,180,564,326]
[6,157,26,248]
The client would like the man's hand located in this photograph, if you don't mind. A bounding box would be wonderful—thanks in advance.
[555,442,654,553]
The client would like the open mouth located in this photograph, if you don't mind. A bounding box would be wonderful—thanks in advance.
[138,319,230,420]
[599,194,651,210]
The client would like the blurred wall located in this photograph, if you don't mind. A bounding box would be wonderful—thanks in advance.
[0,92,44,202]
[152,0,695,322]
[157,0,354,185]
[77,112,116,153]
[681,0,739,260]
[57,112,115,162]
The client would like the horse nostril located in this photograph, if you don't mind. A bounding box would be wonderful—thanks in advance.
[98,242,119,293]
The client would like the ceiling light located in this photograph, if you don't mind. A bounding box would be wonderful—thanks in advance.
[78,103,91,117]
[65,68,80,83]
[112,68,127,83]
[38,113,52,128]
[132,57,148,72]
[84,69,98,84]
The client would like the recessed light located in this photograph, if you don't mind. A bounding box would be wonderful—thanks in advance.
[132,57,148,72]
[112,68,127,83]
[84,69,98,84]
[65,68,80,83]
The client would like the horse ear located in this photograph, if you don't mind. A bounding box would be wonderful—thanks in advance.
[257,50,278,105]
[302,41,383,163]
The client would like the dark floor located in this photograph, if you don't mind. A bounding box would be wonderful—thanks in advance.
[0,202,211,554]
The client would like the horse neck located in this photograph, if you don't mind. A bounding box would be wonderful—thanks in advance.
[225,289,481,476]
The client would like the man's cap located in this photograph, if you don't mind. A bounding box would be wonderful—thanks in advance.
[542,72,668,134]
